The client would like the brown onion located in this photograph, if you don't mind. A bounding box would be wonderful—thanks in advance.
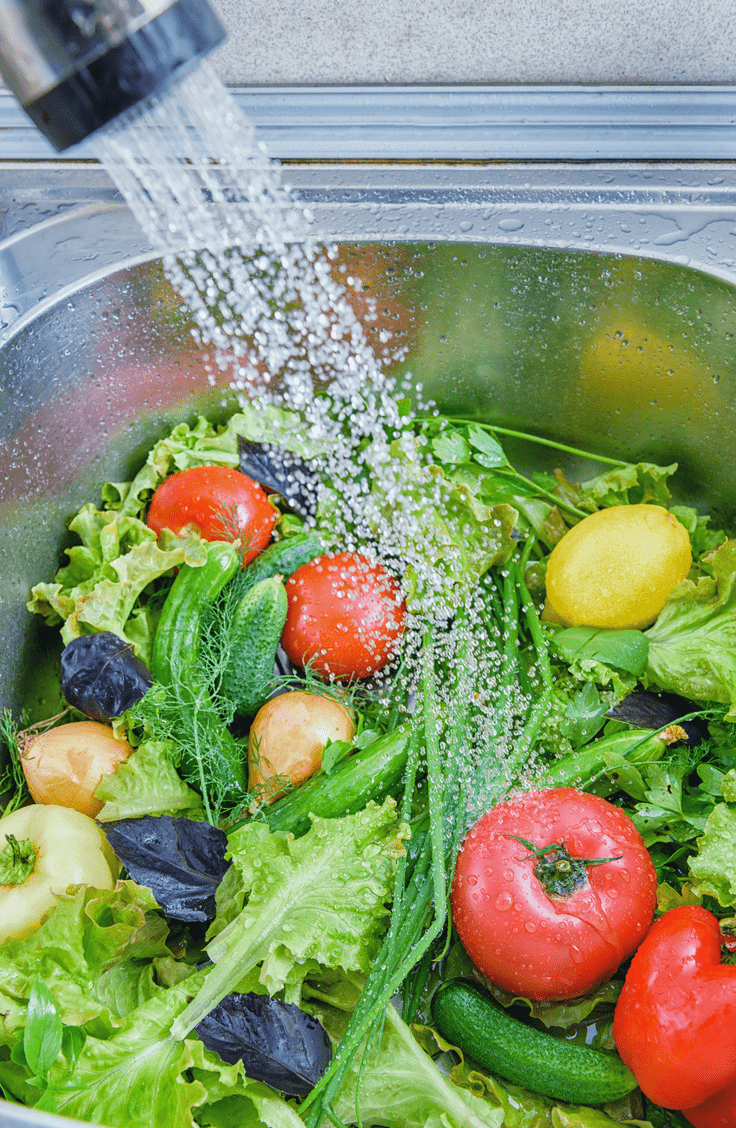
[20,721,133,817]
[248,691,355,804]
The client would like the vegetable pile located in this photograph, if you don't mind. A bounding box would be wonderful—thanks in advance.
[3,401,736,1128]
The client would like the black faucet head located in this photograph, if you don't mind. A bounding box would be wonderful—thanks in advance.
[0,0,227,151]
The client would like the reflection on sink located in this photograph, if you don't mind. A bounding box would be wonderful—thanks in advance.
[3,232,736,724]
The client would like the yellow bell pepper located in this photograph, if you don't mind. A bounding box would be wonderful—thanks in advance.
[0,804,116,941]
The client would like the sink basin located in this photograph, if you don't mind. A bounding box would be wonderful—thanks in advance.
[2,109,736,1126]
[4,160,736,719]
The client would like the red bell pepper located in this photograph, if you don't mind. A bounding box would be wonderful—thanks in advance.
[613,905,736,1124]
[682,1080,736,1128]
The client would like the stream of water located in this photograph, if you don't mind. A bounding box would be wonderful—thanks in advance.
[92,62,415,563]
[92,62,397,415]
[90,57,537,827]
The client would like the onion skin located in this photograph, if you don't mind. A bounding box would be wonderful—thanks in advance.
[21,721,133,817]
[248,691,356,803]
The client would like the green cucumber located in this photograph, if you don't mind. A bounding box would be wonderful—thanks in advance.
[151,540,240,688]
[232,532,323,598]
[150,540,246,797]
[431,979,637,1106]
[221,576,288,717]
[244,722,410,837]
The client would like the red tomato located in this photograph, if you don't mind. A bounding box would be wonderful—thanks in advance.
[451,788,657,1001]
[281,552,406,680]
[147,465,276,564]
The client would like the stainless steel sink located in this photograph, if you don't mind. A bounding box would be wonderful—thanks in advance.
[3,83,736,1128]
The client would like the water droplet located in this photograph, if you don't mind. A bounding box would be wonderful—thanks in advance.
[498,216,524,232]
[495,891,513,911]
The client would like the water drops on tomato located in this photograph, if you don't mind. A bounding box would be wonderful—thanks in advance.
[451,788,657,1001]
[281,551,406,681]
[146,464,276,564]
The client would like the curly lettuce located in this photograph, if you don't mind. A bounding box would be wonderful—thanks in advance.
[644,540,736,718]
[94,739,203,822]
[27,506,208,665]
[688,800,736,909]
[170,799,406,1039]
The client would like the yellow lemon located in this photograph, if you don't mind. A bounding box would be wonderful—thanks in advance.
[545,505,691,630]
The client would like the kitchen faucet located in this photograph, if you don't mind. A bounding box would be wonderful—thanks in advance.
[0,0,226,150]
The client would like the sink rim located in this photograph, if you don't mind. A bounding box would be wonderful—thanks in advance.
[4,159,736,347]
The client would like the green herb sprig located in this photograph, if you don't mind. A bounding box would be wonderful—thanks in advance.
[0,710,30,815]
[10,978,87,1113]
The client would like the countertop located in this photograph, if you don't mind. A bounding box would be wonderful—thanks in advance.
[209,0,735,85]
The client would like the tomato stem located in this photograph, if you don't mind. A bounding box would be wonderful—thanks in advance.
[505,834,623,899]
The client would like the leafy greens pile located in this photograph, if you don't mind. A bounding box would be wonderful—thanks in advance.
[6,402,736,1128]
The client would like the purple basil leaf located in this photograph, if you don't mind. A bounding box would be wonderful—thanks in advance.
[238,436,318,521]
[61,632,152,722]
[101,816,230,921]
[196,992,332,1097]
[606,690,706,745]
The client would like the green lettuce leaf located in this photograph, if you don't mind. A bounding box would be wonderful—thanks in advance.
[486,980,621,1044]
[721,767,736,801]
[669,505,727,560]
[656,882,703,913]
[0,883,171,1042]
[188,1038,305,1128]
[28,505,208,664]
[644,540,736,717]
[552,1108,650,1128]
[95,739,203,822]
[169,799,406,1039]
[688,802,736,908]
[577,462,678,509]
[93,961,160,1020]
[338,1006,506,1128]
[553,653,638,700]
[43,988,204,1128]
